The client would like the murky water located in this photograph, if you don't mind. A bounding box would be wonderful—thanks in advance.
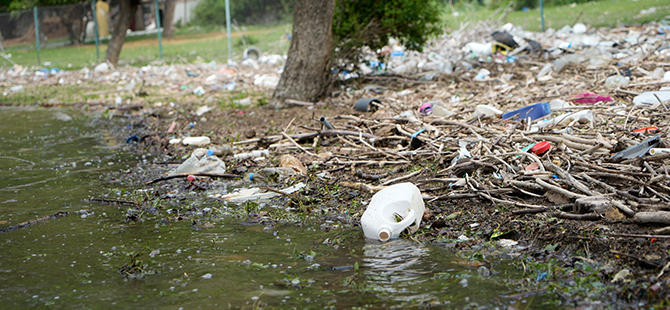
[0,107,563,309]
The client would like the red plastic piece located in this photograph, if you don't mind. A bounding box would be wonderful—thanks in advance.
[631,126,658,134]
[569,92,613,104]
[187,175,196,182]
[529,141,551,155]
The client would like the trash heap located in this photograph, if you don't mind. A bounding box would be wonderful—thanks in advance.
[160,19,670,239]
[0,54,287,104]
[4,18,670,238]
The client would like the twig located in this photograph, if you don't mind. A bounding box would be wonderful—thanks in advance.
[0,176,59,191]
[86,198,138,205]
[653,93,669,112]
[0,156,35,165]
[259,186,290,196]
[0,210,81,233]
[382,169,423,186]
[535,178,588,199]
[281,132,319,157]
[552,211,601,221]
[145,172,240,185]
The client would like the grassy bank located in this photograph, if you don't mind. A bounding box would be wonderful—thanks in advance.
[443,0,670,32]
[2,24,290,70]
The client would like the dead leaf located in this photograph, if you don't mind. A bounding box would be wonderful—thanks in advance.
[525,162,540,171]
[279,154,307,174]
[605,206,625,221]
[544,190,571,204]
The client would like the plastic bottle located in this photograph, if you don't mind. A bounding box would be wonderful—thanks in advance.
[234,149,269,160]
[474,69,490,80]
[502,102,551,122]
[432,104,455,117]
[649,148,670,156]
[472,105,503,119]
[181,136,211,146]
[553,54,587,72]
[531,110,593,132]
[604,75,629,88]
[360,183,425,242]
[536,63,552,79]
[245,167,296,183]
[549,99,573,110]
[209,145,233,157]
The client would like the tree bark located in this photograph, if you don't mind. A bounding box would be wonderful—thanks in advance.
[135,5,145,31]
[163,0,176,38]
[270,0,335,108]
[104,0,139,66]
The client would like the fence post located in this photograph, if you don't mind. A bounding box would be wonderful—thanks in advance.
[540,0,545,32]
[225,0,232,62]
[33,6,40,64]
[92,0,100,63]
[155,0,163,59]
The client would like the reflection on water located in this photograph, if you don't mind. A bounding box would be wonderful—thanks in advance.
[363,239,432,302]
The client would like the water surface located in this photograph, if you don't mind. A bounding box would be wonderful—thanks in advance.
[0,107,561,309]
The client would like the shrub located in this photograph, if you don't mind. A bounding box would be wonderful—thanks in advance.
[332,0,443,63]
[192,0,293,26]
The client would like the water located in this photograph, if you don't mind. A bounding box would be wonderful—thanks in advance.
[0,107,562,308]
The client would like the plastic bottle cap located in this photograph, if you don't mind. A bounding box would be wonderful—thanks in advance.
[378,228,391,242]
[248,173,254,181]
[206,150,214,156]
[530,141,551,155]
[419,103,433,115]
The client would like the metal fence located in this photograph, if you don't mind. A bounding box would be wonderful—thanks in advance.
[0,0,295,65]
[0,2,91,49]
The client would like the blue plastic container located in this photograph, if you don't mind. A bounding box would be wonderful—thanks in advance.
[502,102,551,122]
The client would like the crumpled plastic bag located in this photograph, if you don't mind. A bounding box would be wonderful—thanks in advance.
[170,148,226,175]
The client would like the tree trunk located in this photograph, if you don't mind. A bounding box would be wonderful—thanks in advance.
[270,0,335,108]
[104,0,139,65]
[135,5,145,31]
[163,0,176,38]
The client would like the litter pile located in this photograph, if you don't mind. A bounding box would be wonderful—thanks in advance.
[0,53,286,105]
[188,19,670,233]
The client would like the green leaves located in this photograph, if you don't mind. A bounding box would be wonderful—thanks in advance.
[332,0,443,64]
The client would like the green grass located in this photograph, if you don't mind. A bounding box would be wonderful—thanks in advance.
[443,0,670,32]
[2,23,291,69]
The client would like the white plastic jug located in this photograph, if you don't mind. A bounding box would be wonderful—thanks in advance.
[361,183,425,242]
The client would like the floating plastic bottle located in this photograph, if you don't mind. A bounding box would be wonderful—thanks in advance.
[502,102,551,122]
[360,183,425,242]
